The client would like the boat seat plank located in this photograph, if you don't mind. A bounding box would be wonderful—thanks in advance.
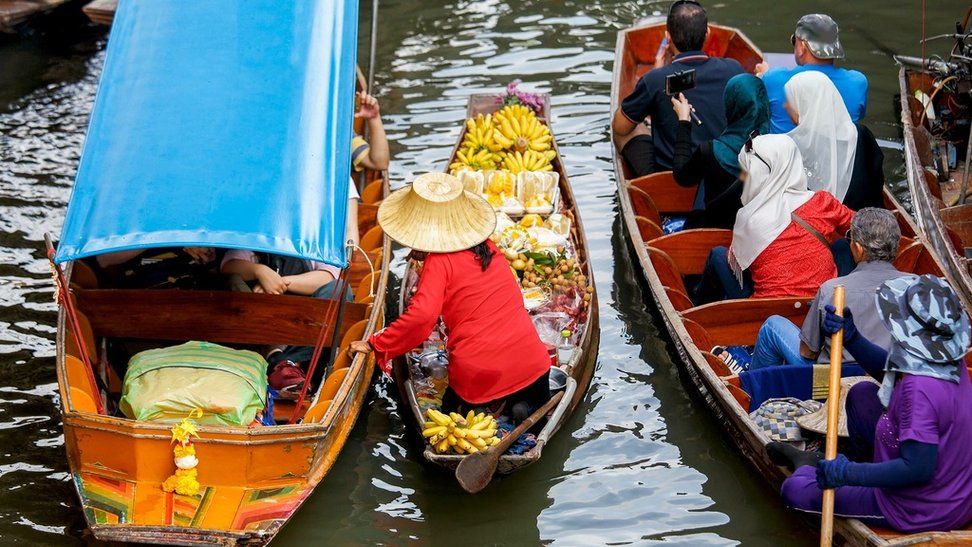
[627,171,696,214]
[360,225,384,253]
[648,229,733,276]
[682,317,713,351]
[680,297,812,347]
[635,216,664,242]
[703,351,732,377]
[360,179,383,204]
[357,203,378,239]
[665,287,694,312]
[893,241,923,273]
[73,289,368,346]
[627,185,663,226]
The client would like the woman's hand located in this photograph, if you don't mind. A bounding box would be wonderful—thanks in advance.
[355,92,380,120]
[348,340,373,356]
[254,265,289,295]
[671,93,694,122]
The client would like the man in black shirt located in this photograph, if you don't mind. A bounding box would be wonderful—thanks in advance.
[612,0,743,176]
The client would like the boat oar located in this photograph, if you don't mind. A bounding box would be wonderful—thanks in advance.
[820,285,846,547]
[455,390,564,494]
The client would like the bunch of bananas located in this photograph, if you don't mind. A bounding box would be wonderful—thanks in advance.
[449,114,502,173]
[501,149,556,174]
[423,408,502,454]
[493,104,552,154]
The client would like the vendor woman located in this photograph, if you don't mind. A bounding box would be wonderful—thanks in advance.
[349,172,552,423]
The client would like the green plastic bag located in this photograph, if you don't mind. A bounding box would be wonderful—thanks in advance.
[120,341,268,426]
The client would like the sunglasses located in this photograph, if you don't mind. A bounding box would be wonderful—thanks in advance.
[744,130,772,171]
[670,0,702,14]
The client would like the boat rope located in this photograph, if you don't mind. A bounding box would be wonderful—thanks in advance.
[44,235,106,415]
[350,243,377,297]
[288,246,353,424]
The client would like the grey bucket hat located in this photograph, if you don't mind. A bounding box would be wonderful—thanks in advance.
[875,275,971,368]
[794,14,845,60]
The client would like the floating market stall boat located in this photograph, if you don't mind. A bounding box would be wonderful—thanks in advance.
[391,92,600,484]
[0,0,70,33]
[612,18,972,546]
[51,1,390,545]
[80,0,114,26]
[897,7,972,309]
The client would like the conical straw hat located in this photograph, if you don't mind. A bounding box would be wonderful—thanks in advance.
[377,172,497,253]
[796,376,879,437]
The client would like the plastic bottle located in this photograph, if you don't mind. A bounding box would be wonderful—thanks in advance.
[422,351,449,394]
[557,329,574,366]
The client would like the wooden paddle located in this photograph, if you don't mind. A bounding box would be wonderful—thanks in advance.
[820,285,846,547]
[456,390,565,494]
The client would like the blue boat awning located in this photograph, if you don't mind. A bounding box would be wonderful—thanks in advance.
[55,0,359,267]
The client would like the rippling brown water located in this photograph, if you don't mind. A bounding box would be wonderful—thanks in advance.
[0,1,966,544]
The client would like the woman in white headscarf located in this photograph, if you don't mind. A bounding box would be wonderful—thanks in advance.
[784,71,885,211]
[695,134,854,304]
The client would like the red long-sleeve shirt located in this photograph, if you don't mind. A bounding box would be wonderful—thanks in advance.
[369,240,549,404]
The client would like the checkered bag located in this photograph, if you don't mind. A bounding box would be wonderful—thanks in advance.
[749,397,822,442]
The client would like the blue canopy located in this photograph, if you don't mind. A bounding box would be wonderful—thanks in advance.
[55,0,359,267]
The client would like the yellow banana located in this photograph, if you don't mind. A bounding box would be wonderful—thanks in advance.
[470,437,488,449]
[464,428,496,439]
[457,438,477,453]
[435,438,450,453]
[423,425,447,438]
[426,408,451,427]
[447,434,458,446]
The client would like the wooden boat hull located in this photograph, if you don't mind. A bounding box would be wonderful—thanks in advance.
[899,67,972,310]
[81,0,114,26]
[392,93,600,478]
[612,20,972,546]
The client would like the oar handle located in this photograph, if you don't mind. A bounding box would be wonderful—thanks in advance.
[494,391,565,454]
[820,285,846,547]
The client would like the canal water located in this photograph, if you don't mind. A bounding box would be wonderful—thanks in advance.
[0,1,965,545]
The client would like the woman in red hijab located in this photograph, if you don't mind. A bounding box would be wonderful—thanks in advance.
[349,173,551,423]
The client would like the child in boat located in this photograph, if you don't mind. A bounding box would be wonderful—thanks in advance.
[694,134,853,305]
[669,73,771,229]
[772,275,972,533]
[348,172,552,424]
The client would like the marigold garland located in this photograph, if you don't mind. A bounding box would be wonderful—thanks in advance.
[162,409,202,496]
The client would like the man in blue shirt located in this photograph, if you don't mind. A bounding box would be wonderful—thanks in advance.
[758,14,868,134]
[612,0,743,176]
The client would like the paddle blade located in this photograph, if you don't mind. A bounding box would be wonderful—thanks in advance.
[455,450,502,494]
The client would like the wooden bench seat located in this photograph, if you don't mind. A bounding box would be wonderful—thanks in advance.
[626,171,695,214]
[680,297,812,347]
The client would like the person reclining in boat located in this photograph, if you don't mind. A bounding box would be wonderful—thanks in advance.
[755,13,868,134]
[351,91,389,173]
[669,73,770,229]
[95,247,221,289]
[348,172,552,425]
[770,275,972,534]
[694,134,853,305]
[783,71,884,213]
[612,0,743,176]
[748,208,911,370]
[221,178,361,297]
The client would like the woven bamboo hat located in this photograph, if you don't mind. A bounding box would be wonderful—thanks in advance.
[377,172,496,253]
[796,376,879,437]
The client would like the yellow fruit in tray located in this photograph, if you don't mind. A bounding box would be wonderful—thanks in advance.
[487,194,503,207]
[519,213,543,227]
[525,195,552,209]
[487,170,515,195]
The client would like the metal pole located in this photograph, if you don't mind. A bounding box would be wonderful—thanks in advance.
[366,0,379,93]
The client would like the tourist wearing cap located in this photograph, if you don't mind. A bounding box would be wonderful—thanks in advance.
[348,173,552,423]
[612,0,743,175]
[757,14,868,134]
[775,275,972,533]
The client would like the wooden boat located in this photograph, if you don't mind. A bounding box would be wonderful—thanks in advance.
[52,2,390,545]
[612,19,972,546]
[81,0,115,26]
[0,0,70,32]
[898,7,972,309]
[391,93,600,481]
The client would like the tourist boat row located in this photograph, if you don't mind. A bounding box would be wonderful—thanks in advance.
[612,17,972,546]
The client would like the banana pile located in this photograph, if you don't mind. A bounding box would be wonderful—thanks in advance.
[449,105,556,175]
[423,408,501,454]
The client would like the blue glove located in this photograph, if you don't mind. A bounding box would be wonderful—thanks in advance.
[816,454,852,489]
[822,305,858,344]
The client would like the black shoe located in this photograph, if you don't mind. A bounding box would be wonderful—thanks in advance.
[766,441,823,471]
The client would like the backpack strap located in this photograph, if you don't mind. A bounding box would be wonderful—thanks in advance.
[791,212,831,249]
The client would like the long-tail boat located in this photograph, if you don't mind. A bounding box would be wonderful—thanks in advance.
[897,7,972,309]
[391,93,600,483]
[51,1,390,544]
[612,18,972,545]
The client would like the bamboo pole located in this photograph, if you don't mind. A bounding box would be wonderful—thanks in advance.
[820,285,846,546]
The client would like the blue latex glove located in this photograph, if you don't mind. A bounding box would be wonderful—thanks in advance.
[822,305,858,344]
[816,454,852,489]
